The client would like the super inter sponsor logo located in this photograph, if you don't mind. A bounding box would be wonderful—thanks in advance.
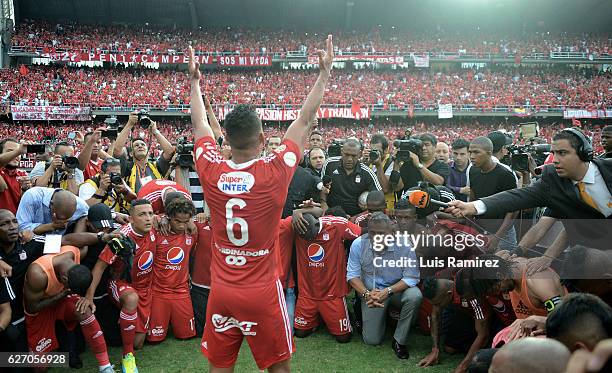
[217,172,255,195]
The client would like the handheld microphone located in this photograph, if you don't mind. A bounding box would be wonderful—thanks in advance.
[408,190,449,209]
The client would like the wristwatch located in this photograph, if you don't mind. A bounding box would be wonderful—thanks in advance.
[362,290,370,299]
[417,163,424,169]
[386,287,394,296]
[97,231,105,243]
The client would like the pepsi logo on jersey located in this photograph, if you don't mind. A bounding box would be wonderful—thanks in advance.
[217,171,255,195]
[137,250,154,276]
[307,244,325,267]
[165,247,185,270]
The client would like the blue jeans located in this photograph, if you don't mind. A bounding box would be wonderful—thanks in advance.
[498,226,518,252]
[284,287,296,335]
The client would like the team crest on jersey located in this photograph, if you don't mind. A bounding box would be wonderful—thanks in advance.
[150,233,155,242]
[274,144,287,153]
[186,236,192,245]
[322,233,329,241]
[217,171,255,195]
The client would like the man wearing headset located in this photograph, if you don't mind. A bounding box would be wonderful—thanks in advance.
[448,128,612,250]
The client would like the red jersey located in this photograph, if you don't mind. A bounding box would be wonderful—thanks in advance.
[98,224,157,291]
[152,231,196,298]
[277,217,296,289]
[191,221,213,288]
[0,168,27,214]
[136,179,191,214]
[485,294,516,327]
[84,158,104,180]
[295,216,361,300]
[194,136,300,286]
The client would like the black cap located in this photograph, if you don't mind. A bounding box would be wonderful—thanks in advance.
[488,131,512,153]
[88,203,114,229]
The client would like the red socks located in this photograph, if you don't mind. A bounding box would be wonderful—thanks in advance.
[119,309,138,356]
[80,314,110,366]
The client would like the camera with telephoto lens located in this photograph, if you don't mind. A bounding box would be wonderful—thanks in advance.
[137,109,151,129]
[176,137,195,168]
[504,142,551,172]
[109,172,123,185]
[327,139,344,158]
[62,155,79,169]
[395,138,423,162]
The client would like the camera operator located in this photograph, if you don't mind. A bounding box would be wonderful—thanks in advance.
[0,138,31,214]
[321,138,382,216]
[173,94,225,214]
[388,134,450,196]
[112,111,174,193]
[368,134,395,209]
[79,158,136,214]
[30,141,84,196]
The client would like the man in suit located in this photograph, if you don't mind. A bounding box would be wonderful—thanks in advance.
[447,128,612,251]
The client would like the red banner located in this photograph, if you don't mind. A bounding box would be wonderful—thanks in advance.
[307,55,404,65]
[11,105,92,121]
[217,55,272,66]
[217,106,370,121]
[42,52,213,65]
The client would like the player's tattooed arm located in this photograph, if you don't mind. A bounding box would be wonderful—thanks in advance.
[284,35,334,155]
[188,45,213,141]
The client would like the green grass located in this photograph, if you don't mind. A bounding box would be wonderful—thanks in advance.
[52,328,463,372]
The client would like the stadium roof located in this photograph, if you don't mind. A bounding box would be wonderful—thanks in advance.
[13,0,612,32]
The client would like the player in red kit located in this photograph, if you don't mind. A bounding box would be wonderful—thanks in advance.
[148,197,197,342]
[85,199,156,373]
[136,179,191,215]
[188,34,334,372]
[293,214,360,342]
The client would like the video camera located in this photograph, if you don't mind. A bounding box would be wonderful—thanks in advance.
[395,138,423,162]
[505,142,551,172]
[137,109,152,129]
[327,139,344,158]
[176,136,195,168]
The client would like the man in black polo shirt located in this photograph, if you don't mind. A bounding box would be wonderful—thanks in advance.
[321,138,381,216]
[388,134,450,198]
[468,137,518,251]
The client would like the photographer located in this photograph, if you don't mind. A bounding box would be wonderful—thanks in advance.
[388,134,450,196]
[30,141,84,196]
[369,133,395,209]
[79,158,136,213]
[321,138,382,216]
[0,138,30,214]
[112,111,174,193]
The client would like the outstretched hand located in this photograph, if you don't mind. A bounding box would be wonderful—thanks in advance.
[188,45,201,81]
[317,35,334,74]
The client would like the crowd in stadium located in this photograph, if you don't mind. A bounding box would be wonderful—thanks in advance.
[11,19,612,57]
[1,10,612,373]
[1,65,610,109]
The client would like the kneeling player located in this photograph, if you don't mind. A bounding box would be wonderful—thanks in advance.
[23,245,112,372]
[148,197,197,342]
[294,214,360,343]
[86,199,157,373]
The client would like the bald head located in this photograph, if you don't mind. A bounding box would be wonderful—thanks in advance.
[51,190,77,220]
[490,338,570,373]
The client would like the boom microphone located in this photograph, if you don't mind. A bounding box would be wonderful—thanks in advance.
[408,190,449,209]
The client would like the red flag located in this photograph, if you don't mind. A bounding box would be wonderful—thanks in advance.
[571,117,581,127]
